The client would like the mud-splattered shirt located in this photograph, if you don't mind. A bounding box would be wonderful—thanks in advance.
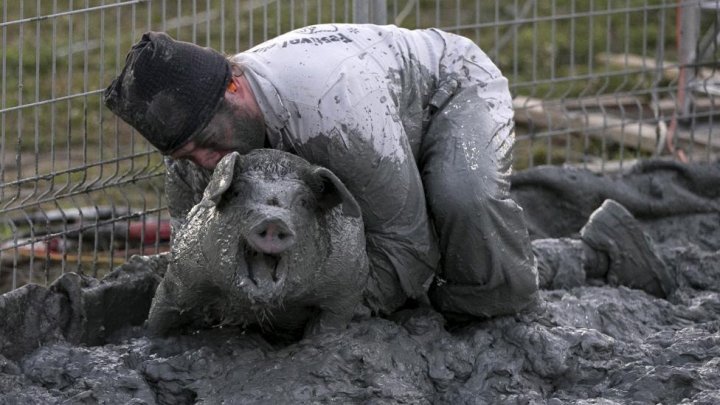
[231,23,511,163]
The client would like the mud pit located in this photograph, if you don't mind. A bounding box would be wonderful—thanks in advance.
[1,160,719,404]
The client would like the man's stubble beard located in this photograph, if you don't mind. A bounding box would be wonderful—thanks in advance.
[229,109,266,152]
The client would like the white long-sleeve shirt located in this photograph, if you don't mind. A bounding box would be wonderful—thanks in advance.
[233,23,511,164]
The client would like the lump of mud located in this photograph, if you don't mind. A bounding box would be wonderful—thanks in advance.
[1,159,719,404]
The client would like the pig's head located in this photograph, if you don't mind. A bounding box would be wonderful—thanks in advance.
[173,150,362,317]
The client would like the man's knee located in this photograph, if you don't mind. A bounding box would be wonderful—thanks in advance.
[495,258,541,315]
[430,249,538,318]
[507,262,541,311]
[428,180,502,227]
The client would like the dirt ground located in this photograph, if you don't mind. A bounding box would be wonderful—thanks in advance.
[0,159,719,404]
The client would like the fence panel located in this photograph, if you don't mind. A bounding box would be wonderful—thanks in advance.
[2,0,718,292]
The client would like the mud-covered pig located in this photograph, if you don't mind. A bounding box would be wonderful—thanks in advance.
[147,150,369,337]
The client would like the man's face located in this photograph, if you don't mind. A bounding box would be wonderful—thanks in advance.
[170,140,230,170]
[169,84,266,170]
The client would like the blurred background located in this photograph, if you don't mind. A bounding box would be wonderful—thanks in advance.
[2,0,718,292]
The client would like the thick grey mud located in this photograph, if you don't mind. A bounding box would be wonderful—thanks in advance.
[1,160,719,404]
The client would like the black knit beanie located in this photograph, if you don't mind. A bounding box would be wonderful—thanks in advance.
[104,31,232,154]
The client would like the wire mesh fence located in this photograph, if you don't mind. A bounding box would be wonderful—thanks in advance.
[2,0,718,292]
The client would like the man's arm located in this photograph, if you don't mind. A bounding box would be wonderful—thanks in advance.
[164,157,211,236]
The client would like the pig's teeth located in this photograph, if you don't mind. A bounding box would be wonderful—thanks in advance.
[241,244,256,283]
[247,250,258,285]
[271,258,279,282]
[263,254,280,282]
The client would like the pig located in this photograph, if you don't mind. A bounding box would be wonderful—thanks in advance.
[147,150,369,338]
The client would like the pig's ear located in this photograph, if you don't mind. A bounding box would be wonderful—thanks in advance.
[204,152,241,205]
[310,167,362,218]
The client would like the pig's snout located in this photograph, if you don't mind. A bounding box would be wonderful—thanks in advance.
[247,218,296,255]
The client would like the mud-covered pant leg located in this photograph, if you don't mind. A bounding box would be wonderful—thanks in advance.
[532,238,587,289]
[313,132,441,316]
[422,85,539,318]
[357,157,440,314]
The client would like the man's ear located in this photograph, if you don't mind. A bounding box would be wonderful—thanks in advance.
[226,75,240,94]
[203,152,241,205]
[310,167,362,218]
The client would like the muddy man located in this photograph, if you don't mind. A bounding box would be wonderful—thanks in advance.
[104,24,675,321]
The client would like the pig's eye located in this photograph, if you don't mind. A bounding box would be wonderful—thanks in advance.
[296,196,313,209]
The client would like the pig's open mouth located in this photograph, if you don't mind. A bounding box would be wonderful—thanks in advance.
[248,251,280,283]
[241,244,283,288]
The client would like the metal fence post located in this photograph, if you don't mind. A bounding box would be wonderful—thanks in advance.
[372,0,387,25]
[353,0,386,24]
[353,0,368,23]
[679,0,701,120]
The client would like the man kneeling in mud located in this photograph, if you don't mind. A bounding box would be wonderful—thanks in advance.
[104,25,675,323]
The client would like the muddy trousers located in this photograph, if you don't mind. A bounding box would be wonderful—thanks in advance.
[422,84,539,318]
[531,238,607,290]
